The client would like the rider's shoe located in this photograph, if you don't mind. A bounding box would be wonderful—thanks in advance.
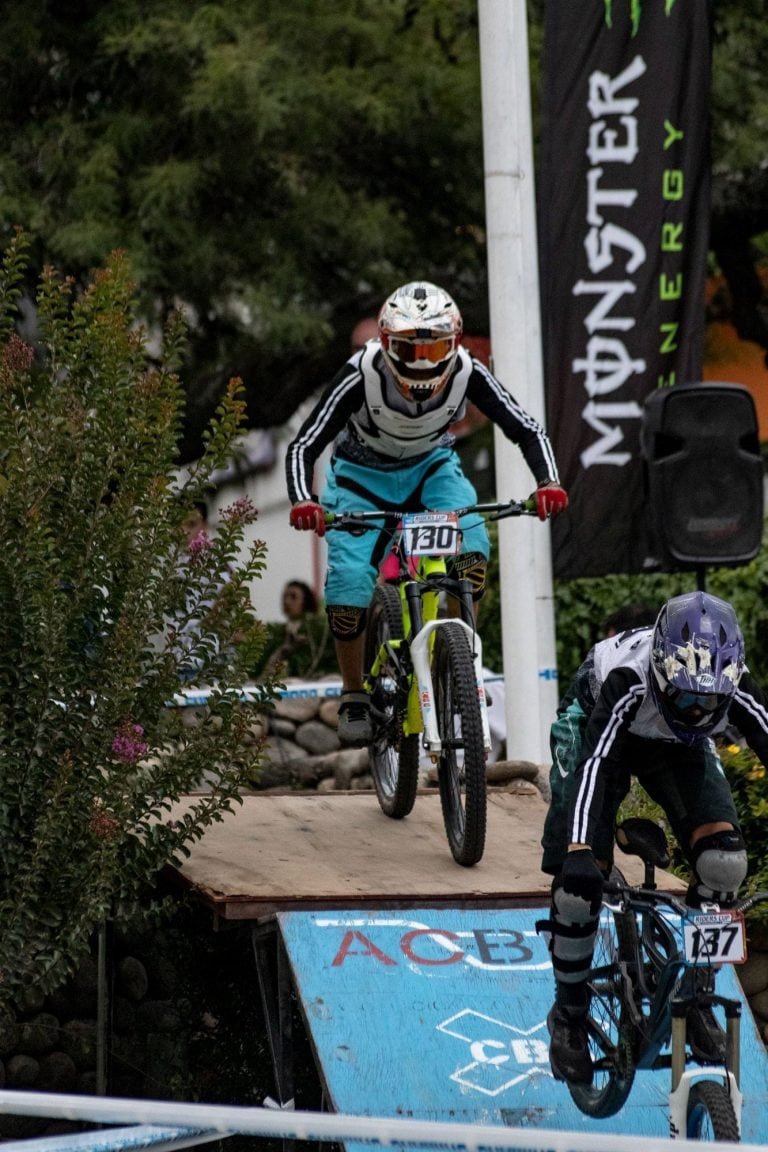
[547,1005,593,1085]
[337,691,372,747]
[686,1003,727,1064]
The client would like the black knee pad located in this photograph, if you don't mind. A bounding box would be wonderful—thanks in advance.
[688,828,748,908]
[447,552,487,600]
[537,880,599,987]
[326,604,366,640]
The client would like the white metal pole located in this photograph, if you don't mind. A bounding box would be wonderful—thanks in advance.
[478,0,559,764]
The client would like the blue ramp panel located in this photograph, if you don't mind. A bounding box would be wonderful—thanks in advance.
[278,907,768,1142]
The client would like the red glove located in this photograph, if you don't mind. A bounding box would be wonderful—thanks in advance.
[533,482,568,521]
[289,501,326,537]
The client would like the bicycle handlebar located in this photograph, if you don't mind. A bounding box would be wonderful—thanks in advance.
[603,878,768,921]
[324,497,537,529]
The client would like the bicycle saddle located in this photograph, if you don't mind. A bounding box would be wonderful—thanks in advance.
[615,817,671,868]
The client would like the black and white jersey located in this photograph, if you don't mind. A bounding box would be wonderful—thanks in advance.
[568,629,768,848]
[286,342,560,503]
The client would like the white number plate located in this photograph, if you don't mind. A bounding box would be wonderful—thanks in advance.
[402,512,461,557]
[683,911,746,965]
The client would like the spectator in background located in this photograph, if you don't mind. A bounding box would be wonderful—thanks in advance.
[282,580,318,621]
[263,579,330,678]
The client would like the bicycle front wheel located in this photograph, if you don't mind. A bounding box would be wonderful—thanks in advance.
[686,1080,740,1141]
[365,583,420,819]
[569,904,638,1118]
[433,622,486,867]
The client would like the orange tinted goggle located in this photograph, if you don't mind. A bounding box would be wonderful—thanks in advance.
[388,336,454,364]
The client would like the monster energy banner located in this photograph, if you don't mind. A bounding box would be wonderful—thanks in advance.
[540,0,712,577]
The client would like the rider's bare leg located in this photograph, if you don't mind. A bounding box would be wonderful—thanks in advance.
[336,635,366,693]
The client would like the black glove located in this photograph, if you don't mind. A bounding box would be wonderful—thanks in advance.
[559,849,604,914]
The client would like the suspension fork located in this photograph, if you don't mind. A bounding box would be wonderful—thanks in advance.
[402,559,491,752]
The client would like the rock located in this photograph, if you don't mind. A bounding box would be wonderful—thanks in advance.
[252,758,297,789]
[295,720,341,755]
[0,1006,19,1057]
[272,695,321,723]
[270,717,298,739]
[748,988,768,1023]
[319,698,341,726]
[263,735,305,766]
[117,956,149,1003]
[37,1051,78,1093]
[294,756,336,787]
[485,759,539,784]
[502,779,538,795]
[333,748,370,789]
[59,1020,97,1070]
[16,1013,59,1056]
[14,984,45,1015]
[739,951,768,998]
[6,1053,40,1087]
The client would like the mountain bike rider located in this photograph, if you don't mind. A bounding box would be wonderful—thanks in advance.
[540,591,768,1087]
[286,281,568,745]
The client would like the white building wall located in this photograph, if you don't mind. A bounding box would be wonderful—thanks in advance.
[205,413,330,626]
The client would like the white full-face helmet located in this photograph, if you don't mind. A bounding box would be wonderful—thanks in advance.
[378,281,463,402]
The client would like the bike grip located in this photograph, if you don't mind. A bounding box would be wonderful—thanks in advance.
[523,497,538,515]
[323,511,336,527]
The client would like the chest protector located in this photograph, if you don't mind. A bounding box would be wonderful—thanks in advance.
[350,344,471,460]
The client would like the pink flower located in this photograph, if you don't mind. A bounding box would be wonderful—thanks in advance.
[220,497,258,524]
[111,723,148,763]
[187,529,212,558]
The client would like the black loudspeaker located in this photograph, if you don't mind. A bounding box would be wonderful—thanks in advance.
[641,382,764,567]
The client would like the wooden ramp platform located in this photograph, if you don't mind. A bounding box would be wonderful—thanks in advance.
[164,793,768,1145]
[170,789,683,921]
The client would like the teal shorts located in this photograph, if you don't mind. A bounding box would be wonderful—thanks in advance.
[322,447,489,608]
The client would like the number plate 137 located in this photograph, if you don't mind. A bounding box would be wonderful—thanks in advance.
[683,911,746,965]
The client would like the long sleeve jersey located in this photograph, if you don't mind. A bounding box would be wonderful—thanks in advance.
[286,341,560,504]
[568,628,768,848]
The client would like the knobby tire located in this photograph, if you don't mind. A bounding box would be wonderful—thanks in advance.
[569,898,638,1118]
[686,1080,740,1142]
[365,583,419,819]
[433,622,486,866]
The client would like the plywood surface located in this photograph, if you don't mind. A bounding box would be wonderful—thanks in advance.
[170,790,684,918]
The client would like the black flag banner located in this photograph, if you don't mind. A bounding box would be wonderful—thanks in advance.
[540,0,712,578]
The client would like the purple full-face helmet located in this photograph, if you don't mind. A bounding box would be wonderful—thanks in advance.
[649,591,745,745]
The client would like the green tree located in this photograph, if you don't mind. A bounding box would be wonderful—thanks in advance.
[0,0,486,456]
[0,231,276,1001]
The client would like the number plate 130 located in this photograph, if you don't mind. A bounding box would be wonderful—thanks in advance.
[683,911,746,965]
[402,512,461,557]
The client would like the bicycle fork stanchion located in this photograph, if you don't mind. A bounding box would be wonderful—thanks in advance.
[668,997,743,1139]
[407,619,491,754]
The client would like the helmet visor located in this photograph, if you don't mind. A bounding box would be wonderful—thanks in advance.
[388,336,455,365]
[663,686,729,723]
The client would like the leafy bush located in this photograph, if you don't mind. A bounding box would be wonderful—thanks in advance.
[0,233,278,1002]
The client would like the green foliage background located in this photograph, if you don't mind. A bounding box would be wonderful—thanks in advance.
[0,233,278,1003]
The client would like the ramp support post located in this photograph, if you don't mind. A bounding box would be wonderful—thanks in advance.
[252,920,295,1118]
